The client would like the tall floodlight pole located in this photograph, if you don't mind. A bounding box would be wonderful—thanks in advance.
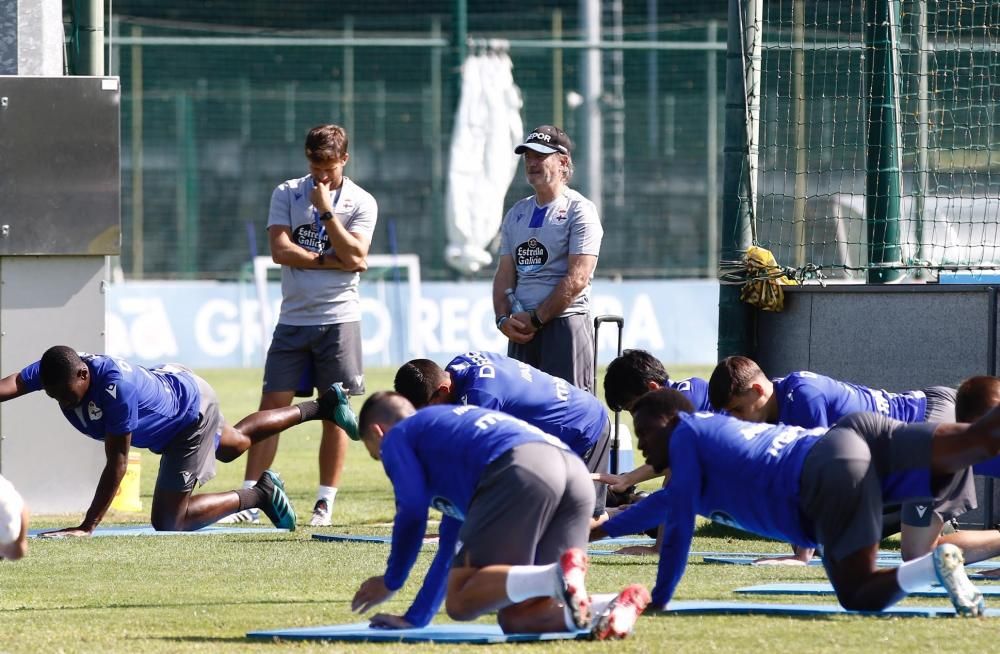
[719,0,762,358]
[864,0,904,283]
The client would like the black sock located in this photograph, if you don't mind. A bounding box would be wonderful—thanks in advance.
[235,487,265,511]
[298,400,320,422]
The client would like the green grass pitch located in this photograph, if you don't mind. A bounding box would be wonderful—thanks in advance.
[3,366,999,652]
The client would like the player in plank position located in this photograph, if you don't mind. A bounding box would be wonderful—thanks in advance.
[350,391,650,639]
[592,388,996,615]
[393,352,612,520]
[0,346,357,535]
[709,356,976,564]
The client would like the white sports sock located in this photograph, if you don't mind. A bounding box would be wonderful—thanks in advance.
[241,480,257,490]
[317,485,338,504]
[505,563,559,603]
[896,552,938,592]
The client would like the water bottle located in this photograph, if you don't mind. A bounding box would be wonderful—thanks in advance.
[505,288,525,314]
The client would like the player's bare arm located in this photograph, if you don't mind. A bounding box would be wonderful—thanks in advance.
[39,433,131,538]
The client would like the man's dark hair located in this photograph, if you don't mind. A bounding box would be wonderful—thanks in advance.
[394,359,447,409]
[708,356,765,409]
[39,345,84,389]
[358,391,415,438]
[305,124,349,162]
[604,349,669,412]
[631,387,695,422]
[955,376,1000,423]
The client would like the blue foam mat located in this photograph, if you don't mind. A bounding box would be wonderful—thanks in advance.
[311,534,438,545]
[247,622,588,643]
[29,525,287,538]
[736,582,1000,597]
[704,555,1000,569]
[664,600,1000,618]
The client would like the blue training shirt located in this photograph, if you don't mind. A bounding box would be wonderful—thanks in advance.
[601,412,824,608]
[776,371,927,428]
[19,354,201,453]
[445,351,608,456]
[379,404,569,627]
[666,377,713,412]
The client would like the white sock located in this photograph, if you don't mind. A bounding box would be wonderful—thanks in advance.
[317,485,338,504]
[897,552,938,592]
[505,563,559,603]
[241,480,257,489]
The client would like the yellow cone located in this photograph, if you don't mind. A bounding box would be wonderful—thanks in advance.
[111,452,143,512]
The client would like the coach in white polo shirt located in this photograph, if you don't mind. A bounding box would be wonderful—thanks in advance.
[229,124,378,527]
[493,125,603,393]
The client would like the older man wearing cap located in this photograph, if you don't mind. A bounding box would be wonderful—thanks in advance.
[492,125,603,393]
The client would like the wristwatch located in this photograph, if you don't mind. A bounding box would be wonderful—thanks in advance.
[319,211,334,221]
[528,309,544,329]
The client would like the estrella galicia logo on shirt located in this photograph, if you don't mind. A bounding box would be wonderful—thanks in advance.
[292,223,331,254]
[87,401,103,421]
[430,496,465,521]
[515,238,548,272]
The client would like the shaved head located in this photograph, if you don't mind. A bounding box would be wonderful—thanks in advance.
[358,391,416,436]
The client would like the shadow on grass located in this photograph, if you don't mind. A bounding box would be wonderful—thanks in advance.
[694,522,776,541]
[0,598,353,613]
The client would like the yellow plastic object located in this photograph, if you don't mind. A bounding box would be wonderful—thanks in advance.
[740,246,798,312]
[111,452,143,512]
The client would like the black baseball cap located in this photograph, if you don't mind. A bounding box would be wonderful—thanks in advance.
[514,125,573,155]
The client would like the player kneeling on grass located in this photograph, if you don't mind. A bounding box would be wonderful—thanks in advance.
[350,391,649,639]
[0,474,29,561]
[591,388,1000,616]
[0,346,359,535]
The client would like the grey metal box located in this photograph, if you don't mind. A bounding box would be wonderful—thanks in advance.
[0,76,120,255]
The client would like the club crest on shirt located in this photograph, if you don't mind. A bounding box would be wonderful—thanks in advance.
[515,238,548,272]
[548,208,569,224]
[88,401,103,421]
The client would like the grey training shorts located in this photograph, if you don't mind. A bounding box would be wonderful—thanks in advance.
[901,385,969,526]
[263,322,365,396]
[455,442,595,567]
[798,412,971,563]
[507,313,594,393]
[156,371,223,493]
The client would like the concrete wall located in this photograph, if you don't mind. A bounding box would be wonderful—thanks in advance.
[755,285,996,390]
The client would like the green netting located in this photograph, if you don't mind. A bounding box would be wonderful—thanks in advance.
[746,0,1000,280]
[99,2,731,280]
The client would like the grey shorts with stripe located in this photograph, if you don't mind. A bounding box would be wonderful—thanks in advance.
[455,442,595,567]
[263,322,365,396]
[900,386,969,526]
[507,313,594,393]
[156,371,224,493]
[798,411,971,562]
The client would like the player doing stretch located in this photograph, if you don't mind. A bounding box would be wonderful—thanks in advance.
[592,388,1000,615]
[350,392,649,639]
[709,356,971,563]
[0,346,357,535]
[393,351,612,519]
